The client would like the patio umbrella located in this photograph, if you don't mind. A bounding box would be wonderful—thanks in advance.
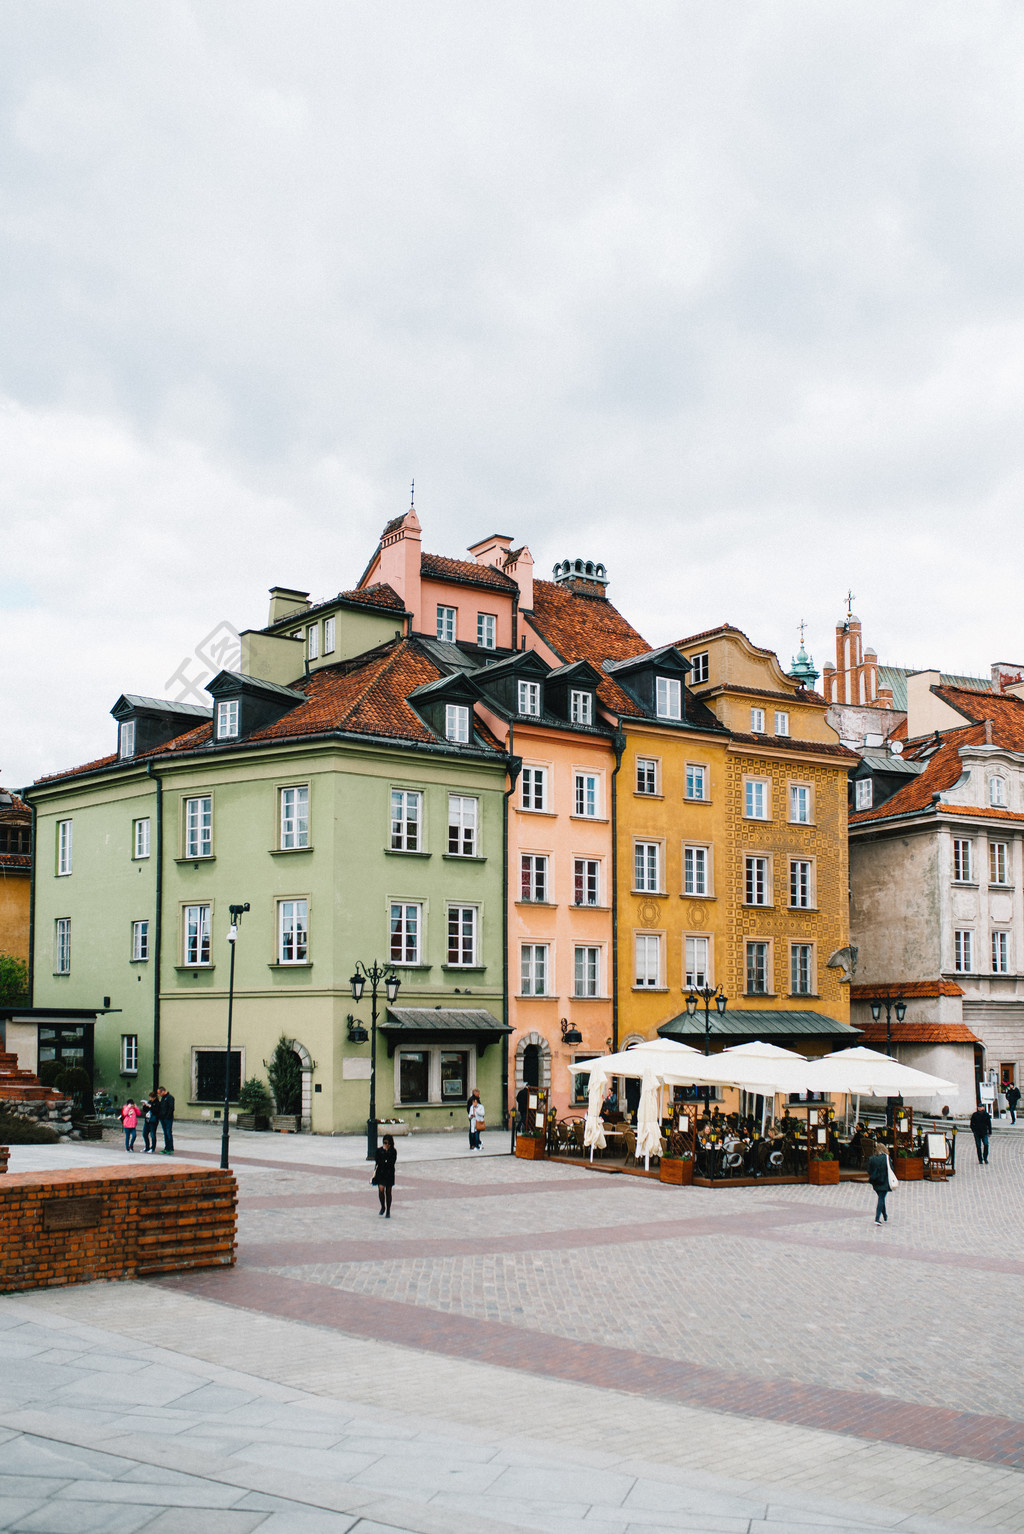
[659,1040,818,1096]
[635,1065,663,1170]
[803,1046,958,1099]
[584,1068,609,1162]
[571,1039,700,1080]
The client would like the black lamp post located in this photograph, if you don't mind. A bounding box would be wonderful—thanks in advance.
[869,992,907,1128]
[220,902,250,1170]
[350,960,401,1161]
[685,984,728,1112]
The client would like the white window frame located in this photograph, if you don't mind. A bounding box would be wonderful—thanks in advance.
[280,785,310,850]
[437,605,456,643]
[55,917,71,975]
[954,929,973,973]
[750,707,765,733]
[447,795,478,856]
[634,933,661,988]
[518,680,541,716]
[447,904,478,967]
[634,840,661,893]
[390,789,422,852]
[278,899,309,964]
[789,783,811,823]
[574,945,601,997]
[183,904,211,967]
[184,796,212,859]
[855,778,873,810]
[307,624,319,660]
[990,775,1007,807]
[683,844,709,897]
[789,858,813,909]
[989,841,1009,885]
[121,1034,138,1074]
[520,943,548,996]
[790,943,814,996]
[574,772,599,818]
[656,676,681,720]
[685,763,707,801]
[323,616,335,654]
[521,766,548,812]
[744,778,769,820]
[685,934,710,989]
[689,651,709,684]
[216,699,239,740]
[636,757,658,795]
[133,818,151,860]
[520,853,549,903]
[570,689,593,725]
[953,839,973,883]
[746,940,770,995]
[131,919,149,962]
[119,720,136,759]
[477,612,497,649]
[57,819,72,877]
[745,855,770,906]
[774,711,790,736]
[445,704,470,743]
[992,930,1010,974]
[390,901,422,965]
[573,857,600,906]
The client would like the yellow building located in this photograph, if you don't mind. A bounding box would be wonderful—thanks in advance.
[0,788,32,972]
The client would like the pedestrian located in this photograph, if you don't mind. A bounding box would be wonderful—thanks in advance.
[120,1099,138,1152]
[467,1089,485,1150]
[1006,1083,1021,1125]
[866,1145,895,1224]
[970,1104,992,1164]
[516,1084,530,1133]
[371,1133,397,1218]
[156,1086,175,1154]
[141,1093,159,1153]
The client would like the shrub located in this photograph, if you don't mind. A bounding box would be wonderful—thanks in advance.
[238,1076,273,1116]
[0,952,28,1007]
[0,1113,59,1145]
[266,1038,302,1115]
[37,1061,64,1088]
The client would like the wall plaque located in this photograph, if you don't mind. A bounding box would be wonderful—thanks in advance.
[42,1197,104,1231]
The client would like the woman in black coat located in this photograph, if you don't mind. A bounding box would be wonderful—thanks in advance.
[372,1133,397,1218]
[866,1148,892,1224]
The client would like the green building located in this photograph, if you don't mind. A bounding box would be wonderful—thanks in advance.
[26,585,511,1134]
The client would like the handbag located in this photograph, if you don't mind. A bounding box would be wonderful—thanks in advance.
[887,1156,898,1191]
[370,1174,379,1186]
[477,1119,486,1133]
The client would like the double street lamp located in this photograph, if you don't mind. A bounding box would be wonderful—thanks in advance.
[220,902,250,1171]
[350,960,401,1161]
[685,984,728,1112]
[869,991,908,1128]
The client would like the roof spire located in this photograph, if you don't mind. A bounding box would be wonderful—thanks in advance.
[410,478,415,508]
[845,589,855,618]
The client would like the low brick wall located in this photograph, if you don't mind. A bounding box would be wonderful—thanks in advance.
[0,1163,237,1294]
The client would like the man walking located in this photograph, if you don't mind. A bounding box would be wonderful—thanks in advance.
[157,1085,175,1155]
[1006,1082,1021,1125]
[970,1103,992,1164]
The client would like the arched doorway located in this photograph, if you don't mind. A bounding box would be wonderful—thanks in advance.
[522,1043,540,1088]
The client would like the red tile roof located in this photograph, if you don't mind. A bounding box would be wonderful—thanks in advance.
[849,724,982,824]
[729,732,859,760]
[701,682,829,707]
[856,1021,980,1046]
[527,579,651,715]
[337,582,406,613]
[934,683,1024,745]
[852,981,965,1000]
[420,553,518,592]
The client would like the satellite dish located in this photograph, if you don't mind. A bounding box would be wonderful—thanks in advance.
[889,740,904,756]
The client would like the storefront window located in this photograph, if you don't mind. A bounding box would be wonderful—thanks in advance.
[399,1051,429,1103]
[440,1052,468,1099]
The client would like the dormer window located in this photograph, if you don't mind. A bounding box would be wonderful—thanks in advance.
[477,613,497,649]
[446,704,470,742]
[518,680,541,717]
[656,677,681,720]
[119,720,136,759]
[855,779,872,810]
[570,689,593,725]
[751,708,765,733]
[216,700,239,740]
[307,625,319,660]
[323,617,335,654]
[991,776,1007,807]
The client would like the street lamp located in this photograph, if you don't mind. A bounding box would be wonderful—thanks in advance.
[869,993,907,1058]
[220,902,250,1171]
[560,1017,582,1045]
[685,984,728,1112]
[350,960,401,1161]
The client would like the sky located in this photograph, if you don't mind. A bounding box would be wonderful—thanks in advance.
[3,1,1024,790]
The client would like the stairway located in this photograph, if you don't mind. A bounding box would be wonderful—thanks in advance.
[0,1051,64,1103]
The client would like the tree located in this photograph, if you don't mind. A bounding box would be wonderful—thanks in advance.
[266,1037,302,1116]
[0,953,28,1006]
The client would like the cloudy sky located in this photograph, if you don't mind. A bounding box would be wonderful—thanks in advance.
[4,2,1024,789]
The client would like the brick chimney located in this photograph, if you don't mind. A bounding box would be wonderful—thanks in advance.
[375,508,422,621]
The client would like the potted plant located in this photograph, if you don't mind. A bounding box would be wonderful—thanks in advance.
[659,1153,694,1186]
[266,1038,302,1131]
[808,1151,840,1185]
[894,1148,925,1181]
[236,1076,273,1131]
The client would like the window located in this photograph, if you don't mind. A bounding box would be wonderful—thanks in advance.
[745,856,769,906]
[447,905,477,966]
[307,624,319,660]
[574,858,599,906]
[991,775,1007,807]
[55,918,71,974]
[744,779,768,819]
[683,845,708,896]
[635,934,661,988]
[437,605,456,643]
[390,789,422,852]
[685,935,709,988]
[954,929,973,972]
[685,763,707,801]
[520,944,548,995]
[789,784,811,823]
[477,612,497,648]
[791,944,813,995]
[323,616,335,654]
[750,708,765,733]
[854,779,873,810]
[183,904,211,966]
[790,859,812,909]
[278,900,308,963]
[574,945,600,997]
[992,931,1010,974]
[448,795,477,856]
[216,699,239,739]
[121,1035,138,1074]
[445,704,470,743]
[399,1051,429,1103]
[953,839,973,882]
[184,796,212,859]
[131,920,149,962]
[57,820,72,876]
[390,902,422,964]
[990,842,1009,885]
[280,785,309,849]
[518,680,541,716]
[521,854,548,902]
[690,651,709,684]
[634,841,660,893]
[656,676,681,720]
[574,772,598,817]
[571,690,593,725]
[636,758,658,795]
[119,720,136,759]
[194,1048,241,1103]
[441,1051,469,1099]
[774,711,790,736]
[521,766,548,811]
[572,1055,598,1104]
[134,818,151,859]
[746,941,769,994]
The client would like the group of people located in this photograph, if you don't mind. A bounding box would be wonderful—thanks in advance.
[118,1088,175,1154]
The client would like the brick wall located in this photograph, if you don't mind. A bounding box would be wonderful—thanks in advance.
[0,1162,236,1293]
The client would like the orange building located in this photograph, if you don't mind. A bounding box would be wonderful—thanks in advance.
[0,788,32,973]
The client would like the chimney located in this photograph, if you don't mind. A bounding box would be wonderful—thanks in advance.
[467,533,514,567]
[268,587,310,625]
[503,545,534,610]
[551,558,609,593]
[376,508,422,622]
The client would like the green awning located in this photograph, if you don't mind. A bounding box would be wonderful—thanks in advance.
[658,1009,859,1045]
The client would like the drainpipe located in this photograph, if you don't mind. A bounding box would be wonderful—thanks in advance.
[502,723,523,1133]
[146,763,163,1093]
[610,730,626,1052]
[27,797,37,1006]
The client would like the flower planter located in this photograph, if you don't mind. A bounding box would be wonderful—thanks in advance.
[895,1156,924,1181]
[377,1122,409,1137]
[808,1158,840,1185]
[515,1135,546,1160]
[659,1158,693,1186]
[234,1112,255,1130]
[273,1114,300,1133]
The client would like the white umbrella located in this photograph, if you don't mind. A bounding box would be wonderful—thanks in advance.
[584,1068,609,1162]
[635,1066,663,1170]
[660,1041,818,1096]
[804,1046,958,1099]
[572,1039,700,1081]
